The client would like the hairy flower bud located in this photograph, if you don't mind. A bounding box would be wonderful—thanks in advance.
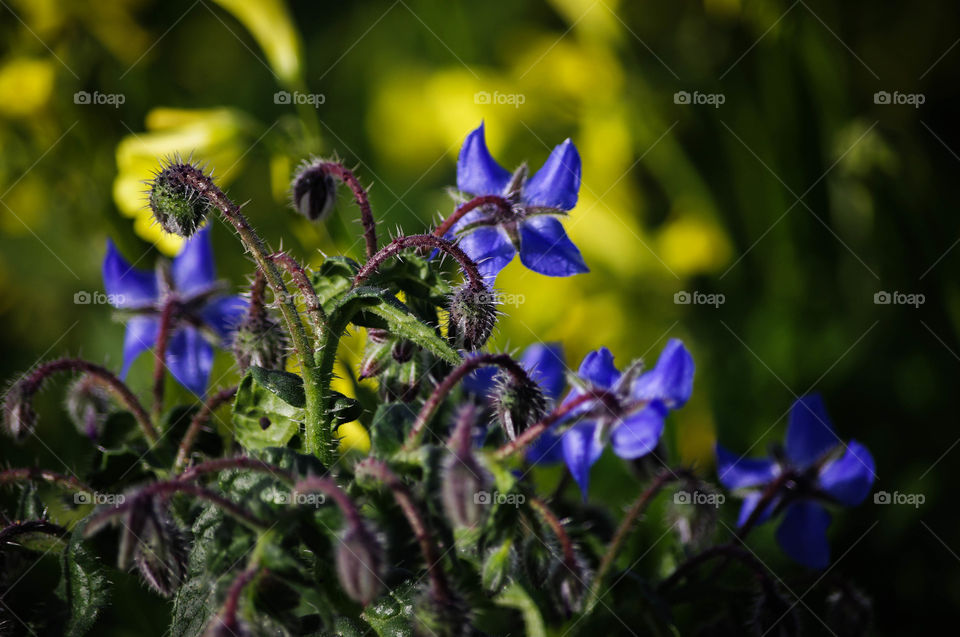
[291,160,337,222]
[231,314,289,372]
[442,405,492,529]
[64,376,113,440]
[492,373,547,441]
[359,328,393,381]
[148,161,214,237]
[2,382,36,441]
[446,284,497,351]
[336,525,384,605]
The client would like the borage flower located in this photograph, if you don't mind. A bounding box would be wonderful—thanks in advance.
[715,395,876,569]
[102,226,246,396]
[447,123,588,284]
[529,339,695,497]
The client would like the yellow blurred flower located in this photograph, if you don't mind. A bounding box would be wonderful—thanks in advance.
[658,216,732,276]
[211,0,303,86]
[0,58,54,118]
[113,107,254,255]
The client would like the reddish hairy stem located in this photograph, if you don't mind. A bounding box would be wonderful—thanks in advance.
[433,194,512,239]
[293,477,365,528]
[357,459,452,603]
[247,268,267,322]
[173,388,240,472]
[152,299,177,418]
[268,251,326,333]
[586,468,695,611]
[318,162,377,258]
[19,358,156,442]
[529,497,578,575]
[494,389,619,460]
[406,353,533,448]
[658,543,769,595]
[353,234,486,291]
[148,482,267,529]
[177,455,294,484]
[0,468,93,494]
[218,566,262,631]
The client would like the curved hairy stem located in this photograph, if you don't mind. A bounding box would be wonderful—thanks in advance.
[406,353,533,448]
[317,161,377,258]
[268,251,326,335]
[173,387,238,473]
[354,234,486,291]
[433,194,512,239]
[152,299,176,419]
[0,467,94,494]
[13,358,157,443]
[183,171,331,463]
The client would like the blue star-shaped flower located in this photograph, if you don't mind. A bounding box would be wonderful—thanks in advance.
[528,339,695,498]
[716,395,876,569]
[102,226,246,396]
[449,122,589,284]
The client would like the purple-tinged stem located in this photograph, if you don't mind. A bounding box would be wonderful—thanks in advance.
[293,476,365,528]
[433,194,512,239]
[406,353,532,448]
[16,358,156,442]
[152,299,177,419]
[177,455,294,485]
[173,388,240,473]
[0,468,93,494]
[268,251,326,334]
[318,162,377,259]
[354,234,486,292]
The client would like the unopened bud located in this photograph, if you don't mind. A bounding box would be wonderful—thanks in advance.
[148,161,213,238]
[65,376,113,440]
[291,160,337,222]
[442,405,491,529]
[492,374,547,441]
[359,329,394,381]
[336,525,384,605]
[2,382,36,441]
[446,284,497,351]
[231,314,289,371]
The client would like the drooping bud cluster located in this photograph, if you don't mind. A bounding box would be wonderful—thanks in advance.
[336,523,385,605]
[446,284,497,351]
[147,160,214,237]
[231,314,289,372]
[441,404,492,529]
[2,381,36,440]
[65,376,113,440]
[492,372,547,441]
[290,159,337,222]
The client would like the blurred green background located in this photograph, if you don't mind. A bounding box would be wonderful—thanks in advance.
[1,0,957,633]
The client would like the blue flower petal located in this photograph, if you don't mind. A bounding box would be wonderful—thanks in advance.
[786,395,840,469]
[819,440,876,506]
[121,316,158,377]
[165,326,213,397]
[577,347,620,389]
[775,500,832,569]
[456,123,512,196]
[611,401,667,459]
[715,444,778,490]
[520,343,567,402]
[102,240,158,309]
[517,216,588,277]
[201,295,247,343]
[526,427,564,465]
[458,224,516,285]
[631,339,695,408]
[172,225,216,296]
[463,366,498,397]
[562,421,603,499]
[736,491,780,528]
[524,139,581,210]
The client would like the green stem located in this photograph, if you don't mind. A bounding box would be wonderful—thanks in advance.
[185,172,332,464]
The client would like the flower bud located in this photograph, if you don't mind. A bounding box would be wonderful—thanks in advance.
[336,525,384,605]
[148,161,213,238]
[492,373,547,441]
[2,382,36,441]
[231,314,289,372]
[442,405,492,529]
[358,329,393,381]
[64,376,113,440]
[446,284,497,351]
[291,160,337,222]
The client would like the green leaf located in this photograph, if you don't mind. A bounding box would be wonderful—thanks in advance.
[482,539,513,593]
[368,403,414,457]
[332,287,460,365]
[58,520,109,637]
[494,582,547,637]
[361,580,416,637]
[233,367,306,450]
[312,256,360,312]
